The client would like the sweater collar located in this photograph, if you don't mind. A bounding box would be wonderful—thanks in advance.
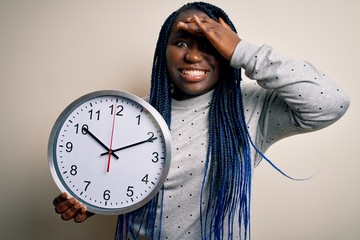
[171,90,214,109]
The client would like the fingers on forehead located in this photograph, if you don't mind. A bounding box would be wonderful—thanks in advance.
[186,15,212,23]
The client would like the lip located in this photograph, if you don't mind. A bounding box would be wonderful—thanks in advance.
[178,68,209,82]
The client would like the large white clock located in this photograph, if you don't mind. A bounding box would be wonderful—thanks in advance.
[48,90,171,215]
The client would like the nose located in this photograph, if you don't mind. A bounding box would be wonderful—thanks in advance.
[185,47,204,63]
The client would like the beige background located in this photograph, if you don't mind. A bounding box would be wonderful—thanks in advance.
[0,0,359,239]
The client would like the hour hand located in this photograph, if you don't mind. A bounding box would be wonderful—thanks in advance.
[100,132,158,157]
[82,127,119,159]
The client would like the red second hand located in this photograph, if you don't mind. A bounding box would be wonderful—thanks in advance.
[107,104,117,172]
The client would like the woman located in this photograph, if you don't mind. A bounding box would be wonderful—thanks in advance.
[53,2,350,239]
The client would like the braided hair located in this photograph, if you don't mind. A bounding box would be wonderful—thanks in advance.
[116,2,252,239]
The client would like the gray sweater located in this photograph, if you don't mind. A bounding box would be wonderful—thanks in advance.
[131,40,350,239]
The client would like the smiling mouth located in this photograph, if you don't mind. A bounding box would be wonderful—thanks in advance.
[180,69,209,76]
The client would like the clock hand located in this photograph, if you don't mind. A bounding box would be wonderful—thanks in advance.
[82,127,119,160]
[100,134,158,156]
[106,104,117,172]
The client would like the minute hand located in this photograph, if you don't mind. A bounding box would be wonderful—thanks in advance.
[100,136,158,156]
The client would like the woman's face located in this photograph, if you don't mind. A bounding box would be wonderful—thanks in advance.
[166,10,221,100]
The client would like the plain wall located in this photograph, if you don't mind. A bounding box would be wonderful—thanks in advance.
[0,0,359,239]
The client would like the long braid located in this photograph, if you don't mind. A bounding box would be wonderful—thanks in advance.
[186,3,253,239]
[116,2,253,239]
[149,11,176,125]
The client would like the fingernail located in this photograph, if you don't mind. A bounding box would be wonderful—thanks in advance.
[81,206,87,213]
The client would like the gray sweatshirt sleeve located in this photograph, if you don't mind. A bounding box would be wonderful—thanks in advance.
[230,40,350,148]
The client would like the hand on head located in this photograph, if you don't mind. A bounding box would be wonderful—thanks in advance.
[53,192,94,223]
[177,14,241,60]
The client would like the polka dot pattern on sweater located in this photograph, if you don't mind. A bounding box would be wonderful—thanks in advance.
[130,41,349,240]
[157,91,212,239]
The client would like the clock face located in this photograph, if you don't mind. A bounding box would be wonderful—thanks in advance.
[48,90,171,215]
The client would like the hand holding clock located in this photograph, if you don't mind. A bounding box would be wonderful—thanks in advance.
[53,192,94,223]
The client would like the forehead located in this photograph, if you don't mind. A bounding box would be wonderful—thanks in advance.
[175,9,209,23]
[168,10,210,39]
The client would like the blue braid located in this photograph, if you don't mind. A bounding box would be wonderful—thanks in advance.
[200,71,252,239]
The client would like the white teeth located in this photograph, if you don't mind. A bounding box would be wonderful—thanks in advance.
[182,69,206,76]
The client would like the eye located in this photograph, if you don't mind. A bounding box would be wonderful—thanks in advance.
[175,41,189,48]
[200,41,215,53]
[201,43,210,51]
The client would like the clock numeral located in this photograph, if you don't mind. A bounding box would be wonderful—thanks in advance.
[74,124,89,135]
[126,186,134,197]
[148,131,154,139]
[81,125,89,134]
[147,132,158,142]
[109,104,124,116]
[141,174,149,184]
[70,165,77,176]
[84,181,91,191]
[65,142,73,152]
[116,105,124,116]
[88,109,100,120]
[136,114,141,125]
[103,190,111,200]
[151,152,159,163]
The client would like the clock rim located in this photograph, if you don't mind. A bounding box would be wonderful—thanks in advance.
[48,90,171,215]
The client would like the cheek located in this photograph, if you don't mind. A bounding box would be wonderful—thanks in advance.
[165,47,171,64]
[165,48,174,71]
[166,47,182,80]
[211,60,221,80]
[166,46,181,65]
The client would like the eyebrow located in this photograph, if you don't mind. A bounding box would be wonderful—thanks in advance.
[170,28,193,38]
